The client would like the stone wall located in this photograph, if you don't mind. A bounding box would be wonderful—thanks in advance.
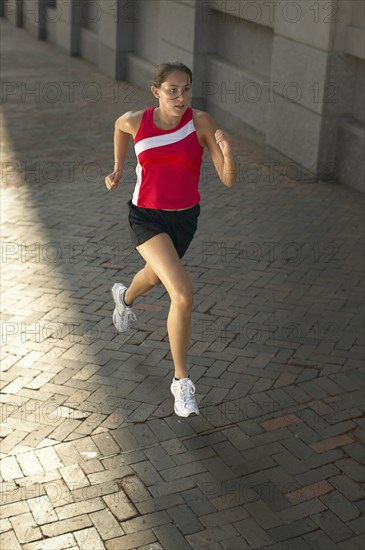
[3,0,364,192]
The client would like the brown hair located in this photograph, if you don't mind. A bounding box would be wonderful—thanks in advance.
[151,61,193,88]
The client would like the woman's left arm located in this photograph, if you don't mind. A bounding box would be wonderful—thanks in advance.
[197,111,237,187]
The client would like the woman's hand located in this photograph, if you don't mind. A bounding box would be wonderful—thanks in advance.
[105,170,121,190]
[215,129,233,158]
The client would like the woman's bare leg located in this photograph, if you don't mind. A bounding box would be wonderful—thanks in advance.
[124,263,161,305]
[135,233,193,379]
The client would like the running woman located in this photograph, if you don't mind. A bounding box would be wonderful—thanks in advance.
[105,61,237,417]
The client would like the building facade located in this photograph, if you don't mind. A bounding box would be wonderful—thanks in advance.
[2,0,364,192]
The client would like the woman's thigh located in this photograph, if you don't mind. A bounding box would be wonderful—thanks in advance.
[136,233,193,301]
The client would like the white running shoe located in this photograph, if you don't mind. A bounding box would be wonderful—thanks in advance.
[170,377,199,417]
[111,282,137,332]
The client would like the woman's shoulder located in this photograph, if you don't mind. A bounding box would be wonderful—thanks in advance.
[192,109,217,130]
[115,109,148,135]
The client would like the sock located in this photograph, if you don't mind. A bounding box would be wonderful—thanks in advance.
[122,289,133,307]
[174,376,190,381]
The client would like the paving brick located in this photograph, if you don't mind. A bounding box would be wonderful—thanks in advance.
[277,499,327,522]
[149,477,196,498]
[343,442,364,464]
[54,442,84,467]
[272,451,308,475]
[144,446,176,471]
[153,523,192,550]
[304,448,344,469]
[338,534,365,549]
[0,456,23,481]
[121,510,171,534]
[103,491,138,521]
[330,474,365,502]
[22,532,77,549]
[347,516,365,536]
[10,511,42,543]
[280,436,314,462]
[186,525,240,547]
[132,460,164,486]
[199,506,249,528]
[36,446,64,471]
[90,508,124,540]
[181,486,217,516]
[295,464,340,485]
[211,441,245,468]
[91,432,120,456]
[261,414,301,430]
[111,427,140,452]
[56,498,105,520]
[265,536,313,549]
[74,527,106,549]
[244,500,284,529]
[87,465,134,485]
[0,501,30,518]
[17,452,44,476]
[304,529,343,550]
[172,446,216,466]
[200,456,236,482]
[147,419,177,441]
[312,509,353,543]
[80,457,104,475]
[335,458,365,482]
[59,463,90,489]
[320,490,360,522]
[234,517,274,548]
[44,478,73,509]
[0,431,29,455]
[134,492,185,515]
[310,434,355,453]
[27,496,58,524]
[285,480,334,504]
[138,543,164,550]
[166,503,204,535]
[268,517,318,542]
[222,426,255,450]
[106,529,157,550]
[160,439,188,455]
[160,460,207,482]
[0,529,22,550]
[0,517,12,532]
[41,514,92,537]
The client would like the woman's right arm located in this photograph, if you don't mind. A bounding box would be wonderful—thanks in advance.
[105,110,143,191]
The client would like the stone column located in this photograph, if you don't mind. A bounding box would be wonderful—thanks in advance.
[44,0,81,55]
[3,0,23,26]
[115,0,138,81]
[266,0,356,181]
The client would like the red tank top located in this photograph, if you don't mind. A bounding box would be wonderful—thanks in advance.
[132,107,204,209]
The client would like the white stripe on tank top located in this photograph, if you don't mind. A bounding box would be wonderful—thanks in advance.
[134,120,195,157]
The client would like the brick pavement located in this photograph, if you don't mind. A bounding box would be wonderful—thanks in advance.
[1,19,364,550]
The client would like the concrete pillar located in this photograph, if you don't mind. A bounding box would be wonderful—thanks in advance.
[113,0,138,81]
[45,0,80,55]
[3,0,23,26]
[22,0,48,39]
[266,0,357,181]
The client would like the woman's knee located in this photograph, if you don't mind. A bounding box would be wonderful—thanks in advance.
[170,284,193,309]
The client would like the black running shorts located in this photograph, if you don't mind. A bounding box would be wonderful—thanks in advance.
[127,199,200,259]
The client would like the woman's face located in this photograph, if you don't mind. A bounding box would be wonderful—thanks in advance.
[152,70,192,115]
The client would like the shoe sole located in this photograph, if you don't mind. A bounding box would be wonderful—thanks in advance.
[174,409,199,417]
[111,284,127,332]
[111,284,124,311]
